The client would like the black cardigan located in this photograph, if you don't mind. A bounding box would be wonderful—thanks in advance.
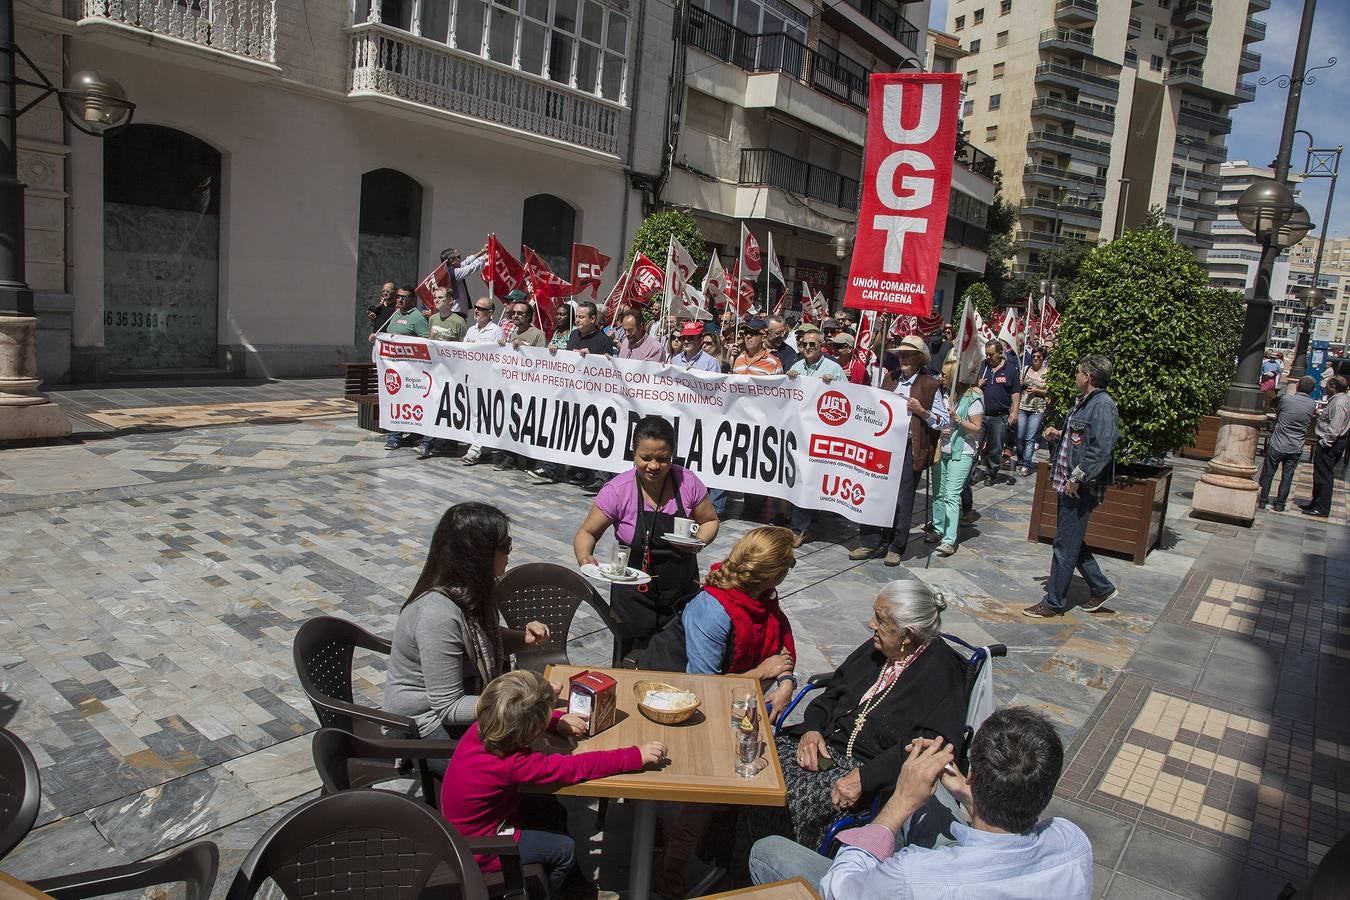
[790,639,967,794]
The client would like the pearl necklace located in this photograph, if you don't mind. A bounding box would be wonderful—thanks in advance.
[844,641,929,760]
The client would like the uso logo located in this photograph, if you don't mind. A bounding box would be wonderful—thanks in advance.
[816,391,852,427]
[384,370,402,394]
[822,474,866,508]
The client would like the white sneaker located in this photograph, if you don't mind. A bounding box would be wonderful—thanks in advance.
[461,447,481,466]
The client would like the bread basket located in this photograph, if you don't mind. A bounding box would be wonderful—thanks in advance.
[633,681,701,725]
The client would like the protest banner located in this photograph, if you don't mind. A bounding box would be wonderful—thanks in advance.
[844,72,961,317]
[374,337,908,526]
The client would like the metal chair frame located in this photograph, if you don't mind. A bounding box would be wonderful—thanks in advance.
[494,562,625,671]
[0,726,40,862]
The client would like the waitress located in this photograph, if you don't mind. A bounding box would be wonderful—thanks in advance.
[573,415,719,648]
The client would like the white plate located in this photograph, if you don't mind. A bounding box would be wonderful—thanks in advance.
[580,562,653,585]
[661,533,706,549]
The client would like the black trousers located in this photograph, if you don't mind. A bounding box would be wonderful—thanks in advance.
[859,444,919,551]
[1309,435,1348,514]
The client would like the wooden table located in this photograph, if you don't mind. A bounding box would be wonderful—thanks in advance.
[0,873,54,900]
[537,666,786,900]
[694,877,820,899]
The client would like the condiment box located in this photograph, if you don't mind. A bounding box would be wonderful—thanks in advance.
[567,670,618,736]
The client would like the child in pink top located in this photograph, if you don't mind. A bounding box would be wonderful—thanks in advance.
[441,670,668,897]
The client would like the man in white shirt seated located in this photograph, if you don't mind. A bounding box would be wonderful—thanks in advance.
[749,707,1093,899]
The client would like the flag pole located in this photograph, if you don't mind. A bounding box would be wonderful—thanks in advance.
[612,252,638,331]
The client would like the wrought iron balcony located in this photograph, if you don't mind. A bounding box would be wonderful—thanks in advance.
[1054,0,1097,25]
[955,142,997,179]
[1039,27,1094,55]
[687,6,872,113]
[80,0,276,63]
[740,148,860,211]
[347,25,627,157]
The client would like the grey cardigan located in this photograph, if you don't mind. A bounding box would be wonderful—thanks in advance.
[383,592,483,737]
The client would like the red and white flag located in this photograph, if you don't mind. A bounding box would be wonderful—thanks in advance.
[570,244,612,299]
[1039,294,1060,340]
[624,254,665,307]
[850,310,878,384]
[955,296,983,385]
[664,236,697,312]
[702,251,728,305]
[887,315,918,342]
[766,231,784,290]
[482,235,530,300]
[725,260,757,316]
[740,224,763,278]
[799,281,815,323]
[844,73,962,316]
[414,261,451,312]
[602,267,631,325]
[812,290,830,321]
[997,307,1019,351]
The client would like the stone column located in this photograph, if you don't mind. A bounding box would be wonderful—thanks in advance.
[0,314,70,439]
[1190,407,1263,524]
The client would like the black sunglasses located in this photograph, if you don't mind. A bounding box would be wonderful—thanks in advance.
[474,305,494,312]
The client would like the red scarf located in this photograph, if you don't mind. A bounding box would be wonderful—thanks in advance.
[704,564,797,675]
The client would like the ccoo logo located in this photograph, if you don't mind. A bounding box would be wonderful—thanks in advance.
[816,391,852,427]
[384,370,402,394]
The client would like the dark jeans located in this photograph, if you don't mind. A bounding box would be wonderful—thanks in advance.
[980,414,1010,479]
[517,828,575,897]
[1309,435,1348,514]
[1257,448,1301,504]
[1018,409,1045,467]
[708,488,729,517]
[1043,488,1115,611]
[859,444,919,552]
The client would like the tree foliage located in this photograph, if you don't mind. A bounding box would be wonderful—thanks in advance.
[960,282,995,323]
[1045,228,1242,463]
[983,197,1019,302]
[628,209,708,268]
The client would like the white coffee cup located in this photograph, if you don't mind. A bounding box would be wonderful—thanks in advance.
[671,517,698,539]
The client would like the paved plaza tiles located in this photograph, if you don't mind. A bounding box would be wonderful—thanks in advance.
[0,380,1346,897]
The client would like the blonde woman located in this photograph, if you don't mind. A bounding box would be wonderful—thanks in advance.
[931,354,984,556]
[640,525,799,716]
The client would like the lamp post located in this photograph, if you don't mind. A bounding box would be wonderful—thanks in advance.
[1288,137,1341,384]
[1191,0,1320,525]
[1172,137,1198,241]
[1115,176,1131,239]
[0,0,133,440]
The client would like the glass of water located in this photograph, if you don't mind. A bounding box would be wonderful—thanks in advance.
[735,725,760,777]
[607,544,631,577]
[729,687,755,729]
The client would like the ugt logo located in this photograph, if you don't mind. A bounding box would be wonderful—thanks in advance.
[822,474,866,508]
[384,370,402,394]
[816,391,852,427]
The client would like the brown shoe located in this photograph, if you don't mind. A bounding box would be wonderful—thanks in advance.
[884,550,904,566]
[1022,602,1063,618]
[791,531,807,549]
[849,546,880,560]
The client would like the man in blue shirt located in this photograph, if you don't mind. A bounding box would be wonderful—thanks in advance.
[976,340,1022,486]
[784,325,846,545]
[749,707,1093,898]
[671,321,722,371]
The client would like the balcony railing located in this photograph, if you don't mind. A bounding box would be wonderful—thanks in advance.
[348,25,626,156]
[81,0,276,62]
[688,6,872,113]
[1020,197,1103,218]
[1039,28,1094,52]
[1244,17,1266,42]
[840,0,921,51]
[1240,49,1262,72]
[1178,102,1232,133]
[1124,48,1139,67]
[1027,129,1113,157]
[1023,162,1107,187]
[1164,64,1204,86]
[1034,62,1119,93]
[1128,16,1142,37]
[1167,34,1209,57]
[1171,164,1221,189]
[1054,0,1097,22]
[1172,1,1213,26]
[1235,79,1256,101]
[1030,96,1115,122]
[740,148,860,211]
[955,142,998,179]
[1179,137,1228,158]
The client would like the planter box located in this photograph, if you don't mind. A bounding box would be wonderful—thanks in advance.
[1026,461,1173,565]
[341,362,380,432]
[1177,414,1221,460]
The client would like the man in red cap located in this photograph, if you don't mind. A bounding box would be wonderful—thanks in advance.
[670,321,722,371]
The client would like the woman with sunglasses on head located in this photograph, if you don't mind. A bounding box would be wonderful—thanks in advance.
[384,502,552,771]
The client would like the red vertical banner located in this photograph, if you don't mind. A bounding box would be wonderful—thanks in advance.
[844,72,961,317]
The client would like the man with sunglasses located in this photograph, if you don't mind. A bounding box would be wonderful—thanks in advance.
[784,324,846,545]
[670,321,722,371]
[366,282,398,336]
[504,292,546,348]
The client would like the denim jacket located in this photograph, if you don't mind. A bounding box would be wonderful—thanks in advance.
[1061,389,1119,486]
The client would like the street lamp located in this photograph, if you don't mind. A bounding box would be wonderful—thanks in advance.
[0,0,135,440]
[1288,134,1342,384]
[1233,179,1297,236]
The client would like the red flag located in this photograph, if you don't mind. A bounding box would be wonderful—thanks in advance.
[623,254,665,307]
[1040,295,1060,339]
[570,244,611,299]
[916,313,945,335]
[799,281,815,324]
[740,224,763,277]
[726,260,756,315]
[414,261,451,313]
[887,315,918,342]
[483,235,529,300]
[844,73,961,316]
[850,310,877,383]
[523,247,573,339]
[603,271,630,324]
[771,288,787,316]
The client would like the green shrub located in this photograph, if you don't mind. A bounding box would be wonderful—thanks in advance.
[627,210,708,268]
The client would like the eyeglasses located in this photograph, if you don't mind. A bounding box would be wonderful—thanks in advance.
[474,306,493,313]
[799,341,820,348]
[497,535,513,554]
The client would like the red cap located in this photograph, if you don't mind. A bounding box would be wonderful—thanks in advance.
[679,321,705,337]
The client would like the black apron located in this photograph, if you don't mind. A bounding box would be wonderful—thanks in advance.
[609,469,701,643]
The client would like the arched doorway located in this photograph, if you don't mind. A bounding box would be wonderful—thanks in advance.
[521,194,575,277]
[103,125,222,371]
[355,169,423,343]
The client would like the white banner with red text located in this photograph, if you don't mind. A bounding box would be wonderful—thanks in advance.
[374,337,909,526]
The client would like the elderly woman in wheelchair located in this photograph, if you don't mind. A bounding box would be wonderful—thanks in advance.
[768,580,969,852]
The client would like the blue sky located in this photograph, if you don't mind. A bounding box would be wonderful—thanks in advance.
[928,0,1350,238]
